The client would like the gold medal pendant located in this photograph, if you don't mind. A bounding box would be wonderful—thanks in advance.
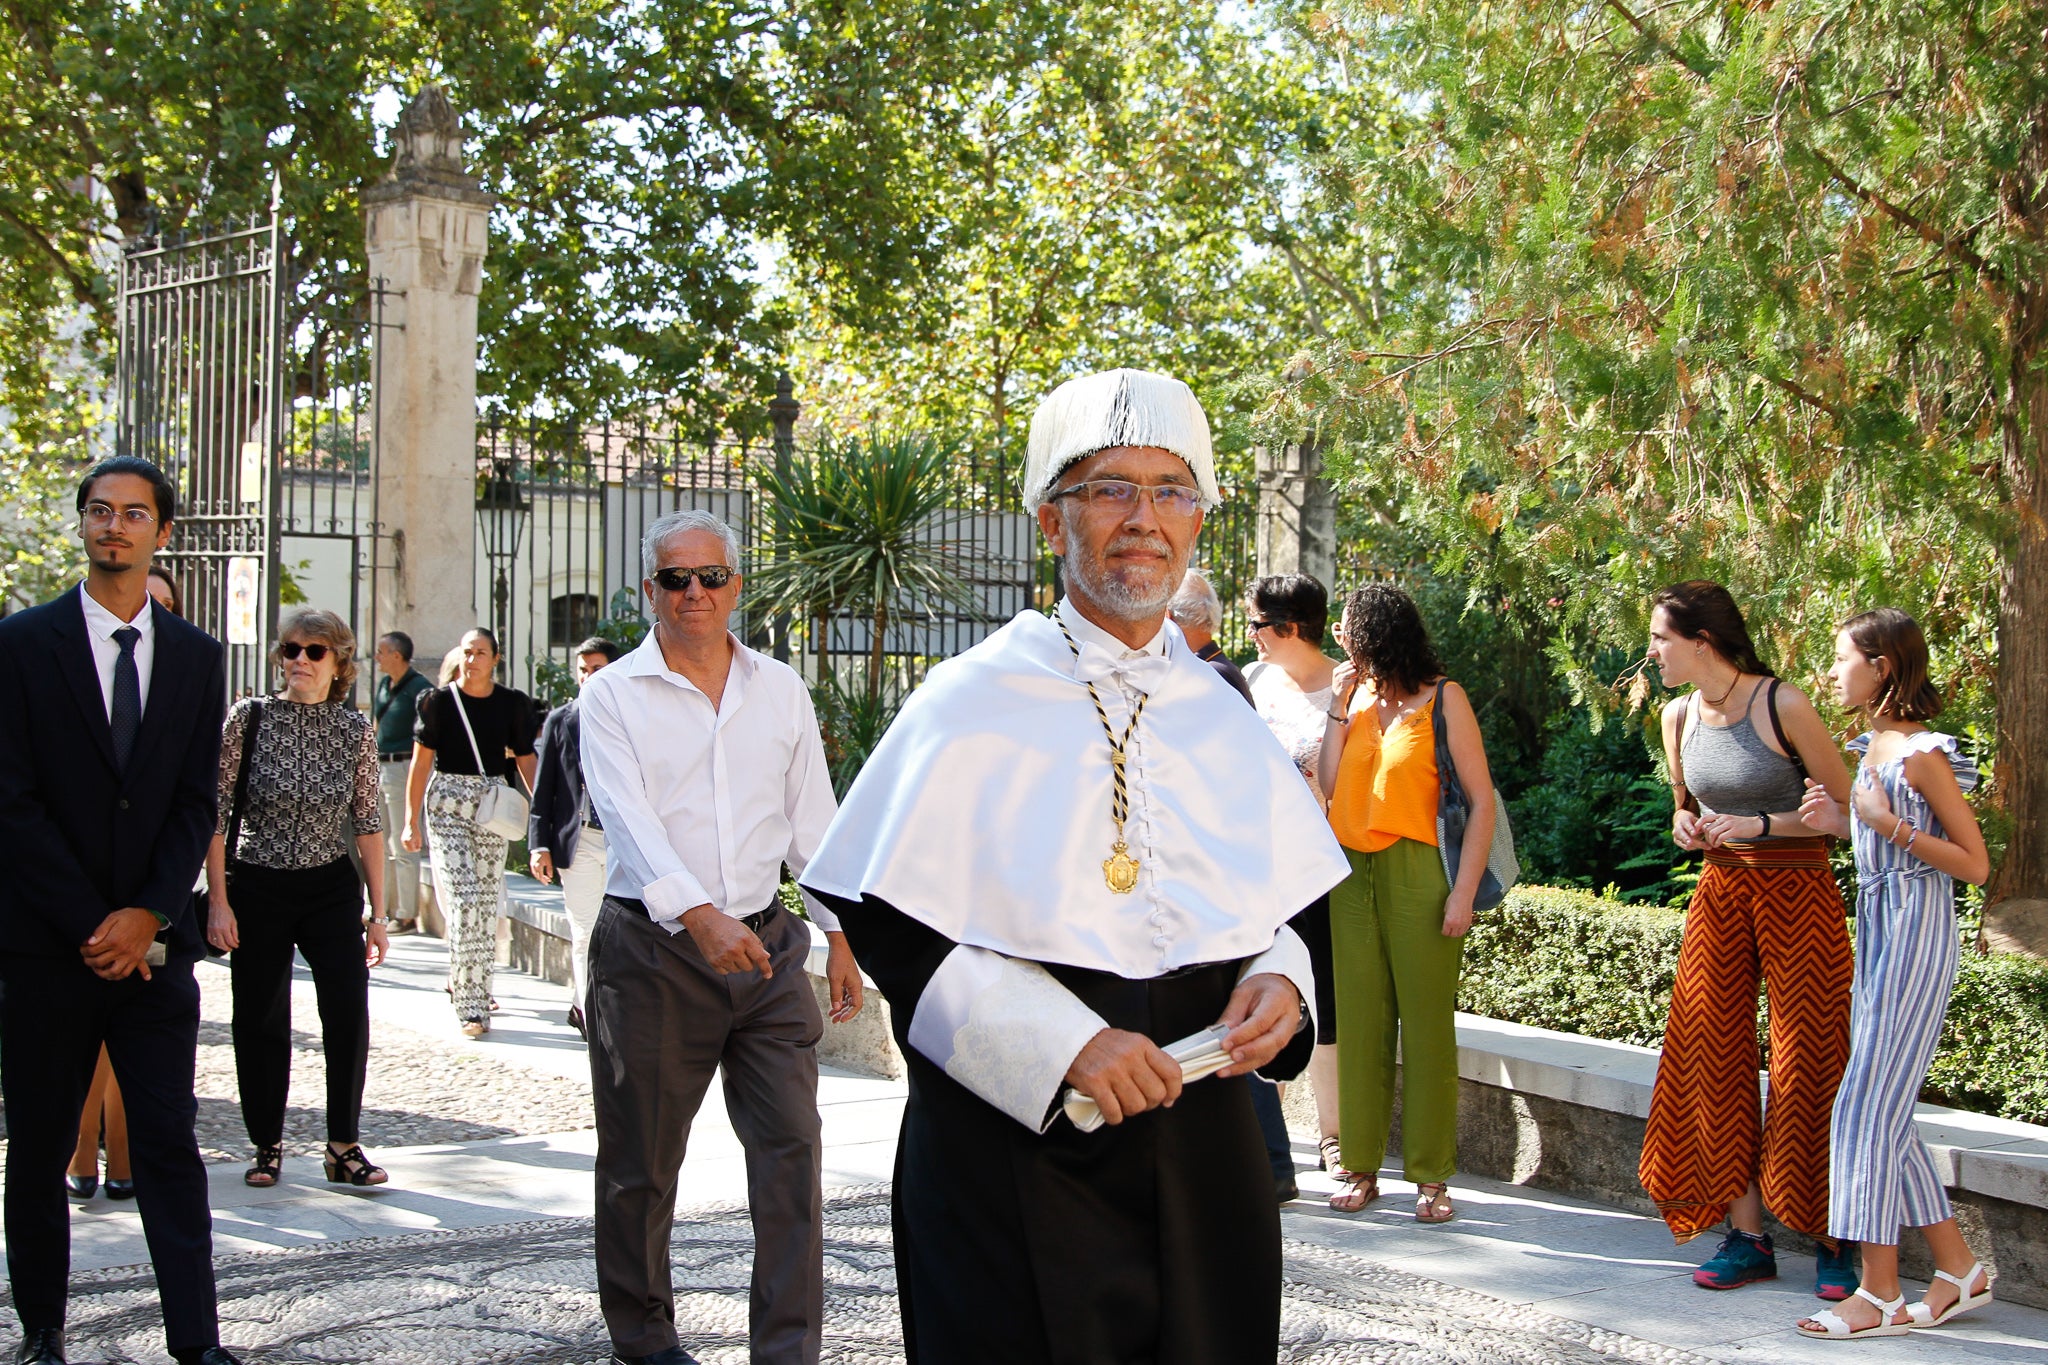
[1103,840,1141,894]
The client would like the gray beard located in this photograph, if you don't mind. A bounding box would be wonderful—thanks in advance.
[1060,517,1181,620]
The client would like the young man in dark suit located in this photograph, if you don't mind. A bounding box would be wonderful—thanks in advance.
[0,456,242,1365]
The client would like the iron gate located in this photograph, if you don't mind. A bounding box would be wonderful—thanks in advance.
[114,193,286,697]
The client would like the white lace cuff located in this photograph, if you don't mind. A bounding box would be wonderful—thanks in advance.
[1238,924,1314,1039]
[907,947,1108,1132]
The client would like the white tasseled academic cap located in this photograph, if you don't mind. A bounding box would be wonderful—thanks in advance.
[1022,368,1218,512]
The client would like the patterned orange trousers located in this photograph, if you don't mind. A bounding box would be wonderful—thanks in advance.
[1639,839,1852,1243]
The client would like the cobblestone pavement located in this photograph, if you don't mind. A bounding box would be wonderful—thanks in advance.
[18,1186,1725,1365]
[1,957,595,1175]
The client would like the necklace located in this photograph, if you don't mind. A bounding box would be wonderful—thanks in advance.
[1057,617,1148,894]
[1702,669,1743,709]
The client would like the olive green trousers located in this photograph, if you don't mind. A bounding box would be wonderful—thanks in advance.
[1329,837,1466,1183]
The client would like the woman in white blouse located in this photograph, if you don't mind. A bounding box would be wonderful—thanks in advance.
[1241,573,1344,1179]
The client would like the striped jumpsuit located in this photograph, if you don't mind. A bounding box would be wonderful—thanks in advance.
[1829,730,1977,1244]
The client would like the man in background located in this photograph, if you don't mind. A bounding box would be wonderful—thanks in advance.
[373,631,434,933]
[529,635,624,1037]
[1171,568,1253,705]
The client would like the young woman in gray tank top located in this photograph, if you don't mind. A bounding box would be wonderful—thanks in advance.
[1637,581,1858,1301]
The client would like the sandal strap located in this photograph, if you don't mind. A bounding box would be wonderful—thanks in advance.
[1802,1308,1853,1337]
[1854,1286,1906,1314]
[1932,1261,1983,1290]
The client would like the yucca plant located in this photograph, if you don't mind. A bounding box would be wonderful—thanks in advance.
[749,429,978,703]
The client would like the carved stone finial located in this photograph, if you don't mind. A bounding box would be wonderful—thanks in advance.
[385,85,477,187]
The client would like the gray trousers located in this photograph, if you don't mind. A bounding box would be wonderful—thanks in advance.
[588,898,825,1363]
[377,759,425,920]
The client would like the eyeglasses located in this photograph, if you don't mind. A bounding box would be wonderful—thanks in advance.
[651,564,735,592]
[1050,479,1203,518]
[82,503,157,529]
[279,641,332,662]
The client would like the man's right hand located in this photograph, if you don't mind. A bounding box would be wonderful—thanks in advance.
[1064,1028,1182,1126]
[679,903,773,976]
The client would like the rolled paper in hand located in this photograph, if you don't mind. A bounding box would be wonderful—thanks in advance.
[1062,1024,1236,1133]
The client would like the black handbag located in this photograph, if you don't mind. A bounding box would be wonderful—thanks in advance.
[1430,679,1519,913]
[194,700,263,955]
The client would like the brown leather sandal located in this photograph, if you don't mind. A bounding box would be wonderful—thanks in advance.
[1329,1169,1379,1213]
[243,1144,283,1188]
[1415,1180,1455,1223]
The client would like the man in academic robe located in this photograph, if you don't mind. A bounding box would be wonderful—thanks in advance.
[801,368,1351,1364]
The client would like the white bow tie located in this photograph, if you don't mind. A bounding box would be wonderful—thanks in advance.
[1072,642,1172,694]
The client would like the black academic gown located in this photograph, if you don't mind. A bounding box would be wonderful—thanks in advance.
[821,890,1314,1365]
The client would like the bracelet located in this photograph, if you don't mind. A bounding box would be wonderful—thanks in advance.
[1890,814,1907,844]
[1757,811,1772,838]
[1327,709,1350,723]
[1903,826,1919,854]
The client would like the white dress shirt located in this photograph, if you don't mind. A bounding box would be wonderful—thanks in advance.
[578,630,841,934]
[78,582,156,719]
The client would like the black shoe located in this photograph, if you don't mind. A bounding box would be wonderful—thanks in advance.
[611,1348,700,1364]
[173,1348,244,1365]
[103,1177,136,1200]
[62,1172,96,1200]
[1276,1175,1300,1203]
[15,1328,63,1364]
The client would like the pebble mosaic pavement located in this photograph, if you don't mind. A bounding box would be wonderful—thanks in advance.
[12,1185,1726,1365]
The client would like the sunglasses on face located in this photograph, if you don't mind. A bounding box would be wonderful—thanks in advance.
[279,641,331,662]
[1248,618,1276,632]
[1050,479,1203,518]
[651,565,735,592]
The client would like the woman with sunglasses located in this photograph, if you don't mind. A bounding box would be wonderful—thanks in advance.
[401,627,539,1038]
[205,608,392,1189]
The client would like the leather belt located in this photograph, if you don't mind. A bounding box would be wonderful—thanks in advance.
[611,896,777,934]
[379,752,410,762]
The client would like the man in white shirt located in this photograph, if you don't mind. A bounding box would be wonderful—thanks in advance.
[577,508,863,1365]
[801,370,1349,1362]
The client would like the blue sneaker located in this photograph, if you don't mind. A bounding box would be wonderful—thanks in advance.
[1693,1229,1777,1290]
[1815,1239,1859,1300]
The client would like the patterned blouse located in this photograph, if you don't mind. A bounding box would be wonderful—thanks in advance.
[217,696,383,870]
[1245,660,1336,803]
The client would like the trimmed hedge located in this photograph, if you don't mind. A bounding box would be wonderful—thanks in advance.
[1459,884,2048,1126]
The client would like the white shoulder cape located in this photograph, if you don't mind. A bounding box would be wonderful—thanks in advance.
[801,609,1351,979]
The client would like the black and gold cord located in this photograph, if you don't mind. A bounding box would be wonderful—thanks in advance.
[1056,616,1148,854]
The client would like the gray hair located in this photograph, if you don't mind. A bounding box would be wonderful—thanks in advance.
[641,508,741,578]
[1169,569,1222,632]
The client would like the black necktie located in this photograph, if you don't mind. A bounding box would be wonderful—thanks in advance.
[111,626,141,769]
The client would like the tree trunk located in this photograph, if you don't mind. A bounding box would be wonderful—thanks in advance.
[1990,344,2048,905]
[868,601,888,706]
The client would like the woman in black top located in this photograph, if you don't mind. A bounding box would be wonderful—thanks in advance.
[205,608,392,1189]
[401,627,539,1037]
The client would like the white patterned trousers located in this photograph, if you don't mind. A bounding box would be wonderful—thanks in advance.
[424,772,508,1025]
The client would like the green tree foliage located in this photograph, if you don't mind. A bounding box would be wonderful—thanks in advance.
[1279,0,2047,897]
[781,1,1396,464]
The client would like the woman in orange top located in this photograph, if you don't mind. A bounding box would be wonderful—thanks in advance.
[1317,584,1496,1221]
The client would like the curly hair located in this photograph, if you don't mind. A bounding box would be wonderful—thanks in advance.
[1337,583,1443,695]
[273,607,358,702]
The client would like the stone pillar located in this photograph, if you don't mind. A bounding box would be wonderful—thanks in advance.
[1255,434,1337,589]
[365,86,495,666]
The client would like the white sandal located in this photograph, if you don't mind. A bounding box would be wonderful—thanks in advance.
[1906,1261,1992,1328]
[1796,1287,1910,1340]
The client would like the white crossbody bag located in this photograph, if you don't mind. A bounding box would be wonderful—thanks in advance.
[451,688,531,840]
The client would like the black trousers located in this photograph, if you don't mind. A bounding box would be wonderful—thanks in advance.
[0,951,219,1354]
[588,899,825,1363]
[227,857,371,1147]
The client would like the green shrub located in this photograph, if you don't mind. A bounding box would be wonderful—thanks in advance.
[1923,952,2048,1126]
[1461,883,2048,1125]
[1459,885,1685,1047]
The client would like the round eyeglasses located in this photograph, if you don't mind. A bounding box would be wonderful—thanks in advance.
[82,503,157,529]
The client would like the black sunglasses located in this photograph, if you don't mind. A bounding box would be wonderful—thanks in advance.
[280,641,331,662]
[651,565,735,592]
[1247,618,1275,631]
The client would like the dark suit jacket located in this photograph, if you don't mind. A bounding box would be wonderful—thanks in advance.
[1194,639,1255,707]
[528,695,589,868]
[0,587,226,960]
